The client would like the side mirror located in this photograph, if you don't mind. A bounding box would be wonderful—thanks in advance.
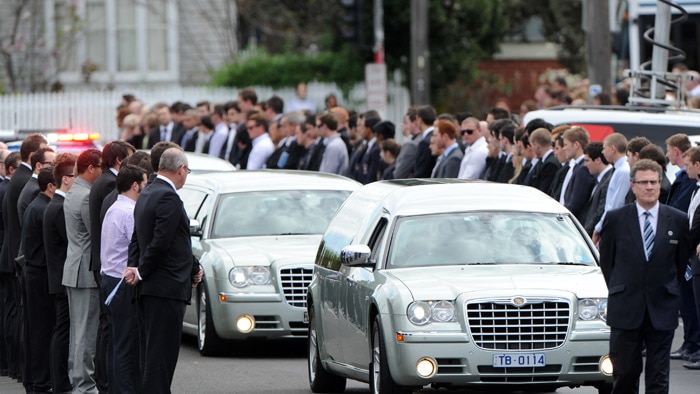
[189,219,202,237]
[341,244,372,266]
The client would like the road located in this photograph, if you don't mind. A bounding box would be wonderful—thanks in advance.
[1,326,697,394]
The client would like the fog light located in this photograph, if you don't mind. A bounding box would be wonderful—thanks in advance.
[416,358,437,378]
[600,355,613,376]
[236,315,255,333]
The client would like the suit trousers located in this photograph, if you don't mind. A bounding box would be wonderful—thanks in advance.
[101,275,139,394]
[0,274,16,376]
[66,286,100,394]
[679,278,700,352]
[51,292,72,394]
[609,312,674,394]
[94,273,109,394]
[139,295,186,394]
[23,265,55,392]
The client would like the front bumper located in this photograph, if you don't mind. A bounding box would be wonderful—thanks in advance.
[387,328,612,389]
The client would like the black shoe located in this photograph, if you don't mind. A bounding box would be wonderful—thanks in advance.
[683,360,700,370]
[687,350,700,363]
[670,347,688,359]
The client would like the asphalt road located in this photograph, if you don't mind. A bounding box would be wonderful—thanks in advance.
[1,325,697,394]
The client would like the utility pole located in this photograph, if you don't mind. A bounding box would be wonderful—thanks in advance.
[584,0,612,97]
[411,0,429,105]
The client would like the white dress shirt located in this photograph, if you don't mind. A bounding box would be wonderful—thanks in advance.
[458,136,489,180]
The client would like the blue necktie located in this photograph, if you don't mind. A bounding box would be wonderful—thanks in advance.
[643,211,654,260]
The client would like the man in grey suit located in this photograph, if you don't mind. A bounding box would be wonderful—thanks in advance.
[394,107,420,179]
[62,149,102,394]
[431,119,463,178]
[583,142,613,236]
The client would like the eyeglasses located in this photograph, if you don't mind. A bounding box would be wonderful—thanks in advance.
[632,179,660,186]
[43,161,53,165]
[461,129,476,136]
[64,174,75,178]
[246,123,258,129]
[182,165,192,174]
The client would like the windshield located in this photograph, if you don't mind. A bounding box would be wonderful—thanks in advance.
[211,190,351,238]
[387,212,596,268]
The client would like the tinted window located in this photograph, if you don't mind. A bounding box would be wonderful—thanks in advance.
[211,190,351,238]
[178,187,208,219]
[387,212,595,268]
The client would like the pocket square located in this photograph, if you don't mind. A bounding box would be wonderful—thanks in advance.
[669,239,679,244]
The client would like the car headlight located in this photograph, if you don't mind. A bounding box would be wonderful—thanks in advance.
[578,298,607,321]
[407,300,456,325]
[229,266,271,288]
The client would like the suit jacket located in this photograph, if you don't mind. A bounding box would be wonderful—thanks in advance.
[666,169,696,213]
[282,141,307,170]
[531,153,560,193]
[346,140,367,181]
[21,193,51,268]
[497,155,516,184]
[393,136,419,179]
[516,160,532,185]
[44,193,68,294]
[600,204,690,331]
[413,130,436,178]
[433,146,464,178]
[62,177,96,289]
[89,169,117,272]
[360,143,381,184]
[564,160,596,222]
[17,176,39,226]
[0,164,32,274]
[304,140,325,172]
[0,178,10,252]
[482,154,504,182]
[549,163,570,200]
[128,178,196,302]
[182,129,199,152]
[583,168,614,235]
[690,198,700,276]
[147,122,186,149]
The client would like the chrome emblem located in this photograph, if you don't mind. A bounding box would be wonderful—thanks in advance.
[511,297,526,307]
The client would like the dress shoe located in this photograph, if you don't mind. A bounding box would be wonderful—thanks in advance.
[683,360,700,370]
[670,347,689,360]
[686,350,700,363]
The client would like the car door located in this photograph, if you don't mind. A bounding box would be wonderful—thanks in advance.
[339,217,388,370]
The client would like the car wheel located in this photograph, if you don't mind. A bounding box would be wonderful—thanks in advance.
[308,306,346,393]
[198,282,225,356]
[370,315,410,394]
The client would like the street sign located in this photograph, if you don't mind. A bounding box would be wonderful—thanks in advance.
[365,63,387,118]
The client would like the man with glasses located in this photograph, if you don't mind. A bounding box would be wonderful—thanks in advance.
[244,112,274,170]
[458,116,489,180]
[18,147,56,225]
[600,158,690,394]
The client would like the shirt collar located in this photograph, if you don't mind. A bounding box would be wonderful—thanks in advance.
[55,190,67,198]
[109,167,118,176]
[598,165,613,182]
[636,201,660,218]
[614,155,628,169]
[156,174,176,191]
[116,194,137,205]
[443,143,458,157]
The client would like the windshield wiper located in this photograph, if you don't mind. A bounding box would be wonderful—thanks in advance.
[550,261,588,265]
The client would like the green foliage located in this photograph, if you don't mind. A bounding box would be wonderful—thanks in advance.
[210,46,364,94]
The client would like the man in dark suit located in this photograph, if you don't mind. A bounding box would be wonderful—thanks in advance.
[684,146,700,369]
[562,127,596,222]
[124,147,202,392]
[664,134,700,363]
[20,166,55,394]
[582,142,613,236]
[413,105,437,178]
[179,110,200,153]
[17,147,55,226]
[600,159,690,393]
[529,128,560,193]
[147,103,186,149]
[43,154,77,394]
[549,134,570,199]
[360,120,394,184]
[88,140,134,394]
[432,119,463,178]
[0,133,46,381]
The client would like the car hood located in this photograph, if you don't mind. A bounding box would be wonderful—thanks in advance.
[386,264,607,300]
[207,235,321,266]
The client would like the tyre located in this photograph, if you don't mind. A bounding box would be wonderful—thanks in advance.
[197,282,225,356]
[308,306,346,393]
[370,316,411,394]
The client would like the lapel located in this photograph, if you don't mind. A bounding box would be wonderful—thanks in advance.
[624,205,647,262]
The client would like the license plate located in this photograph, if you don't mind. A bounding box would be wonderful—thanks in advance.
[492,353,546,367]
[303,311,309,323]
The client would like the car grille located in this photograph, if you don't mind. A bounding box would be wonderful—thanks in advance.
[466,298,570,350]
[279,267,313,308]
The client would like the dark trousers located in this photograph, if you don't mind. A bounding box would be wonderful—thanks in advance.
[22,265,55,393]
[94,273,109,394]
[139,295,185,394]
[18,269,30,392]
[679,278,700,352]
[102,275,139,394]
[0,274,20,379]
[51,293,71,394]
[0,274,13,375]
[610,312,674,394]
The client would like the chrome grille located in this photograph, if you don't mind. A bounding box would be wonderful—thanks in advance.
[279,267,313,308]
[466,299,570,350]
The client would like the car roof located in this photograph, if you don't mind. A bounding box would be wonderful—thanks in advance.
[352,179,569,217]
[184,170,362,193]
[524,105,700,127]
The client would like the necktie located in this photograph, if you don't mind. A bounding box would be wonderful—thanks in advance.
[643,211,654,260]
[161,126,167,142]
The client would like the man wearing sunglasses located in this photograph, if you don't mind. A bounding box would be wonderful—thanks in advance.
[458,117,488,180]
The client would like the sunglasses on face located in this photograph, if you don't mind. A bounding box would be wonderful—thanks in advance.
[461,129,476,136]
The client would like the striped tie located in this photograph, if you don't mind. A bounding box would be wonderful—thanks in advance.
[643,211,654,260]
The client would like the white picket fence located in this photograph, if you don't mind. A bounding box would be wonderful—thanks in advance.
[0,82,411,143]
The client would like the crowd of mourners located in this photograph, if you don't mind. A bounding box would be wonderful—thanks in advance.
[1,73,700,393]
